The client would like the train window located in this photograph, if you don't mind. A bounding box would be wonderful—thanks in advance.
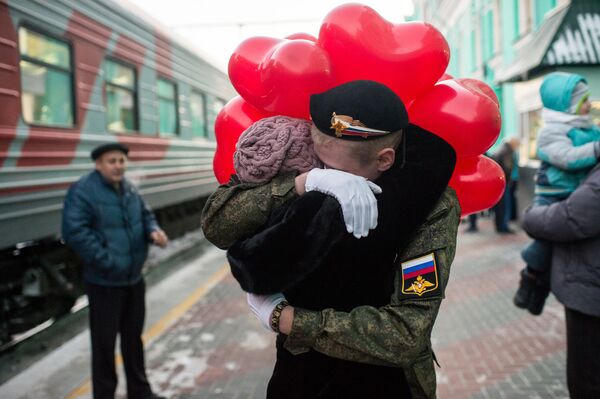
[18,27,74,127]
[206,98,225,140]
[157,78,178,135]
[190,91,207,138]
[104,59,137,133]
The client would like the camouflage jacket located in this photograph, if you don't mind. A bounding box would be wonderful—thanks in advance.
[201,174,460,398]
[201,172,298,249]
[285,187,460,399]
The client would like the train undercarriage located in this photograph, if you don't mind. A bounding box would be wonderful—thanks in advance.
[0,196,208,348]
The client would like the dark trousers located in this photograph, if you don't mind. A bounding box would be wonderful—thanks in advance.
[509,180,518,221]
[521,195,561,273]
[467,214,478,230]
[493,185,509,231]
[565,307,600,398]
[85,280,152,399]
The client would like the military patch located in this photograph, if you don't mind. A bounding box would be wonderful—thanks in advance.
[401,253,439,297]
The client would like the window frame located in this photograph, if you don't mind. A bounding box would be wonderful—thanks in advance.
[17,24,77,129]
[206,97,226,140]
[103,57,139,133]
[156,77,179,136]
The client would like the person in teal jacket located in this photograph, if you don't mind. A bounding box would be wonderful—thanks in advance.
[515,72,600,316]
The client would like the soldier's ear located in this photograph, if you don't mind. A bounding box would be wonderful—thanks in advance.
[376,148,395,172]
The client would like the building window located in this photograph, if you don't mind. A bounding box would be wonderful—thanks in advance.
[481,9,495,60]
[591,99,600,127]
[157,78,178,135]
[534,0,557,28]
[18,27,74,127]
[104,59,137,133]
[517,0,533,36]
[190,91,207,138]
[492,0,502,55]
[521,109,542,163]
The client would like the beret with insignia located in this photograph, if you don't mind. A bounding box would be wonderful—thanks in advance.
[309,80,409,140]
[91,143,130,160]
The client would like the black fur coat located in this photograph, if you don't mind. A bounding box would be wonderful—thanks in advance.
[227,125,456,311]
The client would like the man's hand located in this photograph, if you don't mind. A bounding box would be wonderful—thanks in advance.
[246,292,286,331]
[305,168,382,238]
[150,229,169,248]
[278,305,294,335]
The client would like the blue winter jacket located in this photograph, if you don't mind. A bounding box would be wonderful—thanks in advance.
[535,72,600,196]
[62,170,159,286]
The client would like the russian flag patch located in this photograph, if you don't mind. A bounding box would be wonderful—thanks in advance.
[401,253,439,297]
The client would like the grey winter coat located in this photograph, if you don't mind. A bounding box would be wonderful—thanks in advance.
[522,164,600,318]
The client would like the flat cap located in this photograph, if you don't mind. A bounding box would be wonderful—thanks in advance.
[91,143,130,160]
[310,80,409,140]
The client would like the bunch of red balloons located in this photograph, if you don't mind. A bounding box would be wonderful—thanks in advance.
[213,3,505,216]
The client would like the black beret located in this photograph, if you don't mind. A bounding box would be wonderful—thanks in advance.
[310,80,409,140]
[91,143,130,160]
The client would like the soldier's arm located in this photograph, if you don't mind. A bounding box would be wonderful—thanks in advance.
[200,172,298,249]
[283,189,460,367]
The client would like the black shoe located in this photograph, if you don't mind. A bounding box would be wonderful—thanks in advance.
[514,269,535,309]
[528,278,550,316]
[464,227,478,233]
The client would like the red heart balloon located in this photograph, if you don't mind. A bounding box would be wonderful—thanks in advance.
[318,4,449,103]
[286,33,317,42]
[409,79,502,158]
[228,37,334,118]
[456,78,499,107]
[449,155,506,216]
[213,96,271,184]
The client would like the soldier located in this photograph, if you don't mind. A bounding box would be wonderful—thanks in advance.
[201,80,460,398]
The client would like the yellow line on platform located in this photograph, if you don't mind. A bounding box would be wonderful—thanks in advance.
[65,263,230,399]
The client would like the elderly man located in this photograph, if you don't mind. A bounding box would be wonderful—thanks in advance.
[62,143,167,399]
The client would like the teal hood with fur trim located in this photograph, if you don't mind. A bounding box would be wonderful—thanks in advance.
[540,72,587,113]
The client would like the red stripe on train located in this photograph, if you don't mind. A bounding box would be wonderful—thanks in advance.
[0,182,71,196]
[0,1,20,168]
[0,169,202,196]
[116,134,169,161]
[154,31,174,80]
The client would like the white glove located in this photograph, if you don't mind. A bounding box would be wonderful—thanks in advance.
[305,168,382,238]
[246,292,286,331]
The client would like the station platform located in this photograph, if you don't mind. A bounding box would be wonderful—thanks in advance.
[0,216,568,399]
